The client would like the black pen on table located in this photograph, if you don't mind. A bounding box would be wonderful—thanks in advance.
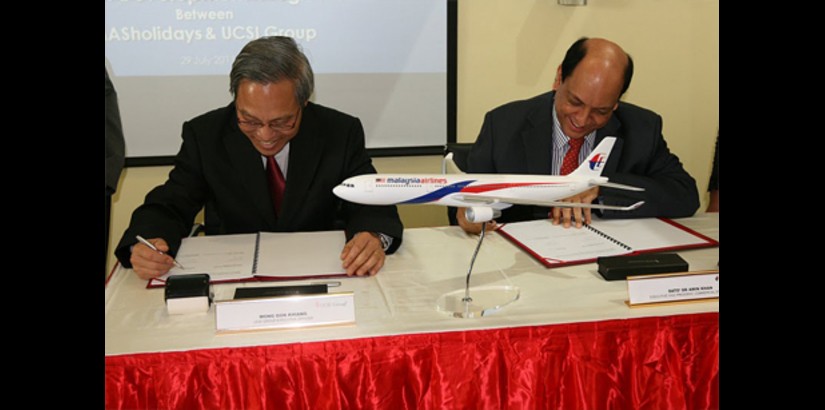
[135,235,185,269]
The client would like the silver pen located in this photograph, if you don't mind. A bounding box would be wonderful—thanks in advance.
[135,235,185,269]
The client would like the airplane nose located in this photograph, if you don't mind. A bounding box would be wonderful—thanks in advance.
[332,185,346,199]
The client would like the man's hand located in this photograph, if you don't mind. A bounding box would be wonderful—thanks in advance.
[130,238,175,280]
[456,207,499,235]
[550,186,600,228]
[340,232,385,276]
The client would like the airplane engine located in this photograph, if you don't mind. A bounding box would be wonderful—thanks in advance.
[464,207,502,223]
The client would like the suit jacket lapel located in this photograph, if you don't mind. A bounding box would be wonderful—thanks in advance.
[595,112,623,175]
[222,105,278,229]
[277,103,325,228]
[522,92,555,174]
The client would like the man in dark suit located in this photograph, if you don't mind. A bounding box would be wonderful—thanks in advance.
[458,37,699,234]
[116,36,403,280]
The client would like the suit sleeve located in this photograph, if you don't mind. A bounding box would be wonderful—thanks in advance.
[339,118,404,254]
[114,121,208,267]
[598,115,700,219]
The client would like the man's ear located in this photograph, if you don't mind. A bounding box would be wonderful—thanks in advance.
[552,65,563,90]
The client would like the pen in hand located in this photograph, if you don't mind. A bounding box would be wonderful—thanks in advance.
[135,235,185,269]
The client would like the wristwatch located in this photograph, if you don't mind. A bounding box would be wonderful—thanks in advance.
[377,232,393,252]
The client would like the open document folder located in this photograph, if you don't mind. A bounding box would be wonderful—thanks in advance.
[497,217,718,268]
[147,231,347,288]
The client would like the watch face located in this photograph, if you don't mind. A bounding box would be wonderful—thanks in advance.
[379,233,392,251]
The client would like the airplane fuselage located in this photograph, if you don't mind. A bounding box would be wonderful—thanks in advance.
[334,174,606,209]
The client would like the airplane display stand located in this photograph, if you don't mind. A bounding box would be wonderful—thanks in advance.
[436,222,520,318]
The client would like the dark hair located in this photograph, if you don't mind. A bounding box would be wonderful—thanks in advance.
[560,37,634,96]
[229,36,314,105]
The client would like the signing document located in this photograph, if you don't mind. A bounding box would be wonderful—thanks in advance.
[148,231,347,287]
[497,217,718,268]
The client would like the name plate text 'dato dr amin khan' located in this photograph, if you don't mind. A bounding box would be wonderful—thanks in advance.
[626,270,719,306]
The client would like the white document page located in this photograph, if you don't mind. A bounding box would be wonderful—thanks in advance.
[499,219,630,264]
[150,233,258,286]
[588,218,711,250]
[254,231,347,278]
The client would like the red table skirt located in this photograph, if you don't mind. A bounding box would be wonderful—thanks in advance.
[105,312,718,409]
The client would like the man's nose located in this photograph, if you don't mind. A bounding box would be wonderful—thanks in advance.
[573,108,592,127]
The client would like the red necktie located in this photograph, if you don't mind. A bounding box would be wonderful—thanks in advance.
[266,155,286,216]
[560,138,585,175]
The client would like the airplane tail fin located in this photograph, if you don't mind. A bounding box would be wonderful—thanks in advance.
[569,136,615,178]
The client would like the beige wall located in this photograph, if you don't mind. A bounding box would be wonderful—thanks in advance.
[107,0,719,274]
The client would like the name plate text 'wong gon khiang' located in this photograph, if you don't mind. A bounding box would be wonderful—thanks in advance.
[215,292,355,333]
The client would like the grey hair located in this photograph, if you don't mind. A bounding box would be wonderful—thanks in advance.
[229,36,314,105]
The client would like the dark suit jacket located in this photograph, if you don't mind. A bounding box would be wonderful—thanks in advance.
[115,101,403,267]
[467,91,699,222]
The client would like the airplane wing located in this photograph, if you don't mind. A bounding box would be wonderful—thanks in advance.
[589,180,645,191]
[466,195,644,211]
[547,201,645,211]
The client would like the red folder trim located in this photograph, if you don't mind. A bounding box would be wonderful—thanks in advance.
[105,261,120,288]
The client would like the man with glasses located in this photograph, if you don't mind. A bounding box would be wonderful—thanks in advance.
[115,36,403,280]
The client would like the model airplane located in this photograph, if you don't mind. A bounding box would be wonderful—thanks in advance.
[333,137,644,223]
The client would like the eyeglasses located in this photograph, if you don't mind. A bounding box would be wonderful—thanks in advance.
[237,106,302,133]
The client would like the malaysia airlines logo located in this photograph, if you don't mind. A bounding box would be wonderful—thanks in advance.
[588,153,606,170]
